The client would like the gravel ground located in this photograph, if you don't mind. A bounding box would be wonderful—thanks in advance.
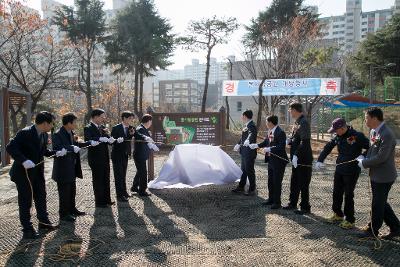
[0,149,399,266]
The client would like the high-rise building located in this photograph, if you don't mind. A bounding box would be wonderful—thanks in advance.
[153,80,201,112]
[320,0,397,53]
[184,58,228,85]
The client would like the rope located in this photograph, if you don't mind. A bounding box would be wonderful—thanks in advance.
[21,139,385,252]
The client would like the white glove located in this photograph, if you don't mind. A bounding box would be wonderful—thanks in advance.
[292,155,298,168]
[117,137,124,143]
[144,136,153,142]
[22,160,35,169]
[233,144,240,152]
[249,144,258,150]
[90,140,99,147]
[243,139,250,147]
[315,161,324,170]
[99,137,109,143]
[72,145,81,153]
[357,159,365,169]
[357,155,365,161]
[264,147,271,153]
[56,148,67,157]
[108,137,116,144]
[152,143,160,152]
[147,143,159,151]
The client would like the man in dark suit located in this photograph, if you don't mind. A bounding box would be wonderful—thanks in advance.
[316,118,369,229]
[357,107,400,239]
[249,115,288,208]
[232,110,258,196]
[131,114,159,197]
[284,103,313,215]
[6,111,66,239]
[84,108,116,208]
[52,113,99,222]
[111,111,135,202]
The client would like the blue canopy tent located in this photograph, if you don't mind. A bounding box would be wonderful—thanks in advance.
[325,93,400,109]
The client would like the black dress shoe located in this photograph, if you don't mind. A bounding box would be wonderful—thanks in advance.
[381,230,400,240]
[131,187,139,193]
[357,230,377,239]
[262,199,273,206]
[117,196,128,202]
[125,193,132,198]
[283,204,296,210]
[60,215,76,222]
[72,210,86,216]
[23,230,39,239]
[38,222,58,231]
[232,187,245,193]
[107,201,115,206]
[244,190,257,196]
[138,192,151,197]
[294,209,311,215]
[271,204,282,209]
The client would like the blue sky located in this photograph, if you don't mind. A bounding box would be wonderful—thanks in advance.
[25,0,396,69]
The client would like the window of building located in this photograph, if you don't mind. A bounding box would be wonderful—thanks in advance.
[237,101,242,112]
[165,84,172,89]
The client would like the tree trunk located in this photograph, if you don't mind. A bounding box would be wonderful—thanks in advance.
[257,79,266,127]
[139,64,144,117]
[133,60,139,116]
[225,96,230,129]
[202,48,212,113]
[9,106,19,134]
[84,56,92,124]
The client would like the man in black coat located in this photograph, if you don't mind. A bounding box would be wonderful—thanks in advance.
[52,113,99,222]
[111,111,135,202]
[84,109,116,208]
[6,111,66,239]
[232,110,258,196]
[284,103,313,215]
[131,114,159,197]
[249,115,288,208]
[315,118,369,229]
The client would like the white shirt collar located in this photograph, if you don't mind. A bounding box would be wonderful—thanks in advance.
[373,121,385,134]
[269,125,277,135]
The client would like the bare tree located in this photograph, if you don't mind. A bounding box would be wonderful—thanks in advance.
[178,16,239,113]
[0,2,77,131]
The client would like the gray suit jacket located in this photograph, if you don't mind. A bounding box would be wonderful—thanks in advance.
[362,123,397,183]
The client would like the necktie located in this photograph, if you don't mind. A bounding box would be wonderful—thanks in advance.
[39,133,46,148]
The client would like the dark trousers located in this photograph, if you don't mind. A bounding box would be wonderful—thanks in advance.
[57,182,76,217]
[90,163,111,205]
[332,172,359,223]
[133,158,148,193]
[112,155,129,198]
[238,156,256,191]
[14,173,49,232]
[289,166,312,210]
[267,164,286,205]
[369,181,400,234]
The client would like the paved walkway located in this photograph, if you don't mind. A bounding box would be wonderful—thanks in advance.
[0,151,399,266]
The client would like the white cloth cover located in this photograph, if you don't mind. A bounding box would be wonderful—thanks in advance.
[148,144,242,189]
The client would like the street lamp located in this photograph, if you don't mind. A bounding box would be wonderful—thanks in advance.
[369,63,396,104]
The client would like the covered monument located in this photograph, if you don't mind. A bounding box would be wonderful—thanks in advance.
[148,144,242,189]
